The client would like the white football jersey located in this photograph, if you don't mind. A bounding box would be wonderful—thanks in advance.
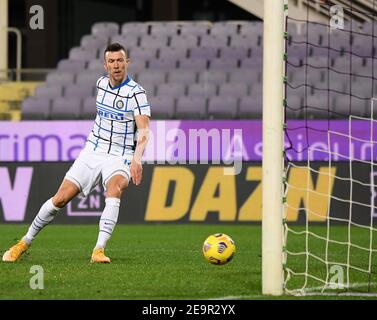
[84,75,151,157]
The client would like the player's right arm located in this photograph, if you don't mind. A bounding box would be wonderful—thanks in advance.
[131,114,150,186]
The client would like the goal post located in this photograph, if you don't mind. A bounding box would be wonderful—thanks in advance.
[262,0,286,295]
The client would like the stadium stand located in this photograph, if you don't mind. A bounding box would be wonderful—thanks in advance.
[22,20,264,120]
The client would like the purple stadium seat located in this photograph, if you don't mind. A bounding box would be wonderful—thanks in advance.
[87,59,105,72]
[156,83,186,97]
[362,22,377,36]
[305,23,326,45]
[187,83,217,98]
[287,21,299,36]
[51,97,82,119]
[230,35,258,48]
[321,71,348,92]
[176,96,207,119]
[180,24,209,37]
[200,34,228,48]
[190,47,218,60]
[333,95,367,117]
[287,56,302,68]
[240,22,263,36]
[305,93,334,119]
[129,47,158,60]
[76,70,105,86]
[286,43,307,58]
[148,58,177,70]
[69,47,98,61]
[229,69,261,83]
[241,57,263,68]
[220,47,249,60]
[208,96,238,119]
[178,58,208,70]
[250,82,262,95]
[197,70,227,85]
[137,81,156,96]
[121,22,149,37]
[64,84,95,98]
[110,35,139,48]
[218,83,249,97]
[328,30,352,52]
[149,24,178,37]
[137,70,166,85]
[285,95,303,119]
[307,56,329,68]
[91,22,119,38]
[81,35,109,51]
[57,59,86,72]
[352,63,372,78]
[21,97,51,120]
[170,35,199,48]
[128,59,147,74]
[148,95,175,119]
[352,34,373,52]
[34,85,63,99]
[251,45,263,58]
[210,22,238,36]
[351,77,374,98]
[139,35,169,48]
[46,71,75,86]
[238,95,262,118]
[209,57,238,70]
[167,70,197,84]
[332,55,364,72]
[286,84,306,101]
[82,96,97,119]
[158,47,188,60]
[289,68,322,88]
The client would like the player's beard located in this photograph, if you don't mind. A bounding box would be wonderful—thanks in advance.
[111,69,125,85]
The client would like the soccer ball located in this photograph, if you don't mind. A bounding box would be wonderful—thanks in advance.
[202,233,236,265]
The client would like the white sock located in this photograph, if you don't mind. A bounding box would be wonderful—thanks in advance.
[23,198,61,245]
[95,198,120,249]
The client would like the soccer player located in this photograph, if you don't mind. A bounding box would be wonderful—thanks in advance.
[2,43,151,263]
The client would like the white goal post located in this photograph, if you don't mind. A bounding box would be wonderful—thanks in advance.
[262,0,286,295]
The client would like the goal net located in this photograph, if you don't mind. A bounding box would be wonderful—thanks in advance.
[283,0,377,296]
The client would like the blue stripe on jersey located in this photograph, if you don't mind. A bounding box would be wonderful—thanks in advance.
[101,83,109,104]
[138,104,150,108]
[126,83,138,90]
[86,139,97,146]
[109,75,131,90]
[94,120,134,135]
[96,98,135,112]
[125,95,129,111]
[94,116,102,151]
[122,122,129,156]
[97,104,125,116]
[96,99,122,111]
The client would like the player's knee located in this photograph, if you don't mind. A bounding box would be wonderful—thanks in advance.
[107,184,124,198]
[52,194,70,208]
[106,177,128,197]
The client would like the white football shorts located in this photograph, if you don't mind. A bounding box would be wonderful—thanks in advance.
[65,149,132,197]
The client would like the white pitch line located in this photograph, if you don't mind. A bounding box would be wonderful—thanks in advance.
[208,282,377,300]
[302,292,377,297]
[208,295,263,300]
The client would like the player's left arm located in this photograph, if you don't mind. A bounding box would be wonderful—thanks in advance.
[131,114,150,186]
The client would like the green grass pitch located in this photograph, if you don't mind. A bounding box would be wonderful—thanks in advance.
[0,224,376,300]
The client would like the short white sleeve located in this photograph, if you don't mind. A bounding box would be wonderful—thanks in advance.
[132,92,151,117]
